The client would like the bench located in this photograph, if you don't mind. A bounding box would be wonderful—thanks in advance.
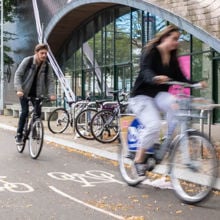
[4,104,57,121]
[5,104,22,118]
[41,106,57,120]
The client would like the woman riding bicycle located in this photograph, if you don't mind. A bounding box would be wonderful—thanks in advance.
[129,25,207,176]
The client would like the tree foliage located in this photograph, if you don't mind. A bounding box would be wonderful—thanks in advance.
[3,0,16,23]
[2,0,17,65]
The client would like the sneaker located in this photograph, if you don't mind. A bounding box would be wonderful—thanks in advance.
[125,151,135,159]
[15,135,23,145]
[134,162,147,176]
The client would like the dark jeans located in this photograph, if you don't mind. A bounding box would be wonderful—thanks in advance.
[17,97,41,136]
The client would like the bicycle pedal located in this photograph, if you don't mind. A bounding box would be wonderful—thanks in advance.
[185,163,199,172]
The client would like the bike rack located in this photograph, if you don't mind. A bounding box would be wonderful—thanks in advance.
[199,104,220,139]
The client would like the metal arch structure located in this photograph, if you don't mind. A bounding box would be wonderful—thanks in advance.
[31,0,220,102]
[32,0,76,102]
[44,0,220,54]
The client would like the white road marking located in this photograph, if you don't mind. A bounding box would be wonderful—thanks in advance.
[49,186,125,220]
[0,176,34,193]
[48,170,125,187]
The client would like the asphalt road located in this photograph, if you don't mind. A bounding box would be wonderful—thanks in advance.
[0,128,220,220]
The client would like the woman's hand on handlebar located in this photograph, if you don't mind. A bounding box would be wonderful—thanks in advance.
[199,80,207,88]
[191,81,208,89]
[153,75,170,84]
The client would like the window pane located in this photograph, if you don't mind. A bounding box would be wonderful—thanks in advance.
[178,31,190,55]
[132,10,142,79]
[192,51,212,98]
[115,8,131,64]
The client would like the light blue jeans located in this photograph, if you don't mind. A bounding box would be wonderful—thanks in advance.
[128,92,177,149]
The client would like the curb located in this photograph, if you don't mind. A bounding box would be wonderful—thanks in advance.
[0,123,220,191]
[0,123,118,162]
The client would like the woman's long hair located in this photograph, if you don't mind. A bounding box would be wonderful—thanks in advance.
[143,24,180,62]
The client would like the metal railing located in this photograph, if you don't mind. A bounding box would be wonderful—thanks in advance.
[199,104,220,139]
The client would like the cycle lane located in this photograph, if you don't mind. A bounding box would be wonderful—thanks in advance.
[1,114,220,191]
[0,128,220,220]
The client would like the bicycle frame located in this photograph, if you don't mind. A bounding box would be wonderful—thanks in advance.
[23,99,41,141]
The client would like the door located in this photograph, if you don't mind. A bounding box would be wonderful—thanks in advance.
[213,59,220,123]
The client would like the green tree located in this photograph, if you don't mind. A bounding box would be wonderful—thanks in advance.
[3,0,17,65]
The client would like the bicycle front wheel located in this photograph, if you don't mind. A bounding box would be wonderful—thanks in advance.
[170,131,218,204]
[75,108,97,140]
[47,108,69,133]
[91,109,119,143]
[29,120,44,159]
[17,122,28,153]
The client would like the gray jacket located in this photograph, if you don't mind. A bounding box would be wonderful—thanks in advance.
[14,56,55,97]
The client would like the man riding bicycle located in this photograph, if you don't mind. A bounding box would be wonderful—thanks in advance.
[14,43,56,144]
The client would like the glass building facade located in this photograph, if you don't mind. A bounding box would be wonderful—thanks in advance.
[57,5,220,122]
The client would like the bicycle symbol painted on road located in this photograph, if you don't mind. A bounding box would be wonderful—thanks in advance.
[48,170,124,187]
[0,176,34,193]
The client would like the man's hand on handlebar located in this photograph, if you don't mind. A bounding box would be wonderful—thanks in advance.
[50,95,56,101]
[17,91,24,97]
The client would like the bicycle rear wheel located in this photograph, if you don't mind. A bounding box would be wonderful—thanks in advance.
[91,109,119,143]
[47,108,69,133]
[75,108,97,140]
[170,131,218,204]
[29,120,44,159]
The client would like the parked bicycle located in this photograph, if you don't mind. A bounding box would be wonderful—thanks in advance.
[47,99,89,134]
[74,100,106,140]
[90,90,128,143]
[16,97,50,159]
[118,81,218,204]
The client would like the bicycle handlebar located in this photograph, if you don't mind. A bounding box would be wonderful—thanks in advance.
[164,81,202,89]
[26,96,52,103]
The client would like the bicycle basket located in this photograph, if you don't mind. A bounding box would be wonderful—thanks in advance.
[176,96,214,119]
[191,97,214,111]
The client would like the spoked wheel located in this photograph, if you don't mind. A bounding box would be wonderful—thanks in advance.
[119,144,145,186]
[91,110,119,143]
[47,108,69,133]
[29,120,44,159]
[17,121,28,153]
[170,131,218,204]
[75,109,97,140]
